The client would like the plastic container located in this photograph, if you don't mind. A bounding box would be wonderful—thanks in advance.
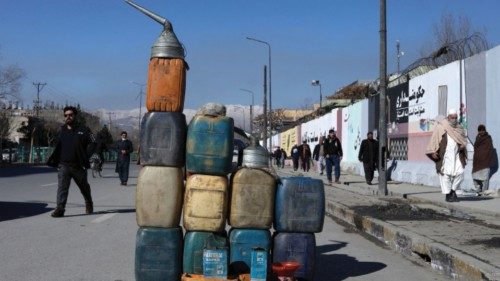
[139,112,186,167]
[274,177,325,233]
[183,174,228,232]
[186,115,234,175]
[146,58,187,112]
[229,168,276,228]
[135,227,183,281]
[229,229,271,275]
[136,166,183,228]
[273,232,316,281]
[183,231,228,275]
[203,248,229,279]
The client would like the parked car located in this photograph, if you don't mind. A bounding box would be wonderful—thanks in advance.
[2,148,18,162]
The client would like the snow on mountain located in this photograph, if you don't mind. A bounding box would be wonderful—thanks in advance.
[94,104,262,132]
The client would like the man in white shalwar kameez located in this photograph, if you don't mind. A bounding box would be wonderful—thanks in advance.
[426,109,467,202]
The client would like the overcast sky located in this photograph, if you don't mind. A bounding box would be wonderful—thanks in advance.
[1,0,499,111]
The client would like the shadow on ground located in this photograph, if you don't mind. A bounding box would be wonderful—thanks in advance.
[314,241,386,281]
[0,201,53,222]
[0,166,56,177]
[63,208,136,218]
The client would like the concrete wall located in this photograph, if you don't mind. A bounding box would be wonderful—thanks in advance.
[265,45,500,191]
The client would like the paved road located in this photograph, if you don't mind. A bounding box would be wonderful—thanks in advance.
[0,164,447,281]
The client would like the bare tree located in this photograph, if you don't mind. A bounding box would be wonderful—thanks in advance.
[420,13,489,63]
[0,64,25,103]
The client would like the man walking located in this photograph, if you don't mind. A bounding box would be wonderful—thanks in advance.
[290,144,300,171]
[472,124,494,195]
[280,148,287,168]
[358,132,378,185]
[324,129,343,185]
[47,106,94,217]
[115,131,133,186]
[299,141,312,172]
[426,109,467,202]
[312,136,326,175]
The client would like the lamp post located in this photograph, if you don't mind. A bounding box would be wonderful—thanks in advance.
[233,105,246,131]
[239,88,254,135]
[130,81,146,140]
[311,80,322,110]
[247,36,272,148]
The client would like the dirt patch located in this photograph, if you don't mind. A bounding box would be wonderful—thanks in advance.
[352,203,450,221]
[466,237,500,248]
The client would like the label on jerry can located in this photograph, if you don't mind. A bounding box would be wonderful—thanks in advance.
[250,248,267,281]
[203,248,228,279]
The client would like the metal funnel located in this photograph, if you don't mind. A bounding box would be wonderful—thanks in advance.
[125,0,185,59]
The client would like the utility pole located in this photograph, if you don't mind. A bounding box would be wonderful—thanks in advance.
[396,40,404,74]
[378,0,388,196]
[32,82,46,117]
[131,81,146,139]
[263,65,268,152]
[106,112,115,131]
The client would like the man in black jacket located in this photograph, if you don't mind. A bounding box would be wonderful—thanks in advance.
[324,129,343,184]
[115,131,133,186]
[47,106,93,218]
[358,132,378,185]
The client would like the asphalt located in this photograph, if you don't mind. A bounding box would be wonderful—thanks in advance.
[275,165,500,281]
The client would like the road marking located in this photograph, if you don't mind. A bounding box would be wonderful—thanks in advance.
[41,183,58,187]
[91,213,116,223]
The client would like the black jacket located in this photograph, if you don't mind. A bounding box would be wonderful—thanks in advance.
[312,144,323,161]
[324,137,343,157]
[47,124,92,169]
[358,139,378,163]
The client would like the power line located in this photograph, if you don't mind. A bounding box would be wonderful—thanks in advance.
[32,82,46,117]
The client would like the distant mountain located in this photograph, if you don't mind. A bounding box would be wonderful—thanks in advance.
[94,104,262,132]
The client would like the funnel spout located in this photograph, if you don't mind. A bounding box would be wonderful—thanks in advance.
[124,0,170,28]
[124,0,185,59]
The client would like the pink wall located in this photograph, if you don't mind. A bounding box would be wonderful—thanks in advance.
[408,132,433,161]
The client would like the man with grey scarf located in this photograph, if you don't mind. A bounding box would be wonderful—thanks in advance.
[426,109,467,202]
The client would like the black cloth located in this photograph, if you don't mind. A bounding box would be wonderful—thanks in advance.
[56,164,93,209]
[312,144,323,161]
[115,139,133,183]
[473,132,494,173]
[363,162,376,183]
[358,139,378,163]
[47,124,92,169]
[324,137,343,157]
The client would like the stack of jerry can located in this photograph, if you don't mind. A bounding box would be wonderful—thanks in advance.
[126,2,188,281]
[229,138,275,280]
[273,177,325,281]
[183,103,234,277]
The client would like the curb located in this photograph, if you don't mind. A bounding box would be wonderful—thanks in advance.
[325,200,499,280]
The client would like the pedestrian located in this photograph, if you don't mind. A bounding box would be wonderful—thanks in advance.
[115,131,134,186]
[46,106,94,218]
[299,141,312,172]
[290,144,300,171]
[280,148,287,168]
[273,146,282,168]
[472,124,494,195]
[313,136,326,175]
[358,132,378,185]
[324,129,343,185]
[426,109,467,202]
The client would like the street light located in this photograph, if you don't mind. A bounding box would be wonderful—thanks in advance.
[239,88,254,135]
[130,81,146,139]
[311,80,322,110]
[233,105,246,131]
[246,36,272,147]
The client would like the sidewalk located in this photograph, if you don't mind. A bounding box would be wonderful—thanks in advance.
[275,165,500,281]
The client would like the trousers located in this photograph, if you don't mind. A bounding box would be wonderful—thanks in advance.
[56,164,93,209]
